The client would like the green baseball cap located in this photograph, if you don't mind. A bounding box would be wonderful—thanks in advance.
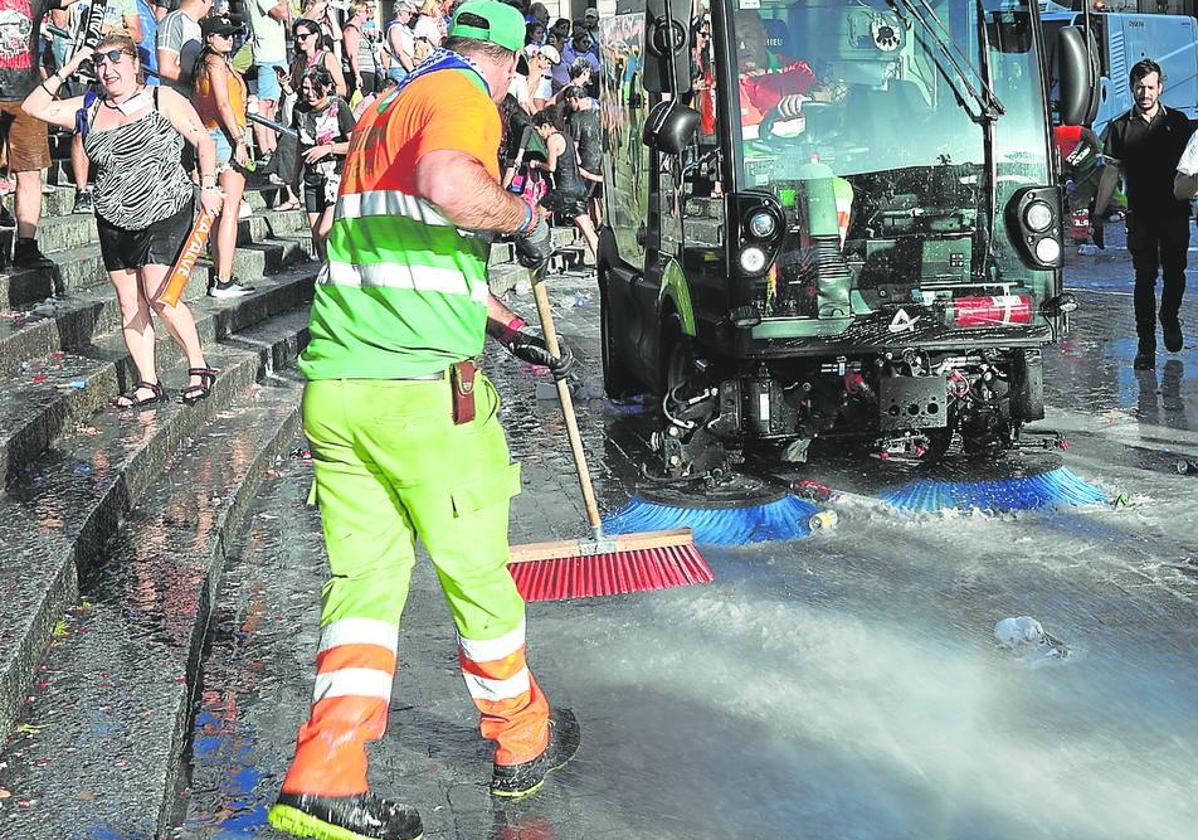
[449,1,526,53]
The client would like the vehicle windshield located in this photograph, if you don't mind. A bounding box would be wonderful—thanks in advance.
[732,0,1050,287]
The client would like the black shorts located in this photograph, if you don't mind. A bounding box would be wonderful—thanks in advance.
[97,201,195,272]
[304,176,335,214]
[543,190,588,219]
[587,181,603,201]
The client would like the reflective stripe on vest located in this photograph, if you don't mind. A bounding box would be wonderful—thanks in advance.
[336,189,452,227]
[321,261,490,303]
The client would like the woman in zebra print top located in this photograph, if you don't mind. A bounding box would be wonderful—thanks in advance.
[23,35,225,409]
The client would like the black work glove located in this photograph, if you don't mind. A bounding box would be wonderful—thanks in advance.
[493,318,576,380]
[515,213,554,269]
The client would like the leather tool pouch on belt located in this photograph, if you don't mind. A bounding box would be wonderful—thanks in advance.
[451,361,476,425]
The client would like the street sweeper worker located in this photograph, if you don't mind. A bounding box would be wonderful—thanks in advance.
[268,3,580,838]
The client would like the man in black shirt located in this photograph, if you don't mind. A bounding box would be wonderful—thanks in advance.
[1100,59,1195,370]
[562,84,602,225]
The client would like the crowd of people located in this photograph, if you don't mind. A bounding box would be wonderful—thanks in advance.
[0,0,606,409]
[499,3,604,259]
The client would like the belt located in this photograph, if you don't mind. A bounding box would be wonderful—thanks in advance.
[394,370,446,381]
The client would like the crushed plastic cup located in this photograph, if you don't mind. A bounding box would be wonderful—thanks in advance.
[994,616,1069,661]
[995,616,1044,648]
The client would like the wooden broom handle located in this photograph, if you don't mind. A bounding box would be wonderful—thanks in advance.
[531,272,604,535]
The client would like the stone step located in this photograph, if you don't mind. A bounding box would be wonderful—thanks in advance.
[44,159,74,188]
[0,306,312,760]
[236,207,310,244]
[0,264,213,382]
[0,209,315,309]
[0,371,305,838]
[0,263,316,494]
[48,207,314,256]
[230,234,316,280]
[0,212,97,256]
[0,220,315,381]
[0,244,107,309]
[20,185,78,220]
[47,129,75,161]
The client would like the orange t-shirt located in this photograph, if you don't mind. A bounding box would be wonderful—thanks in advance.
[341,67,501,195]
[194,59,248,133]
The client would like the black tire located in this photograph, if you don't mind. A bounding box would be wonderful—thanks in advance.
[663,329,693,395]
[600,268,636,399]
[659,307,701,398]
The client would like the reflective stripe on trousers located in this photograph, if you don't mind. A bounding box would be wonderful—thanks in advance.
[281,376,550,796]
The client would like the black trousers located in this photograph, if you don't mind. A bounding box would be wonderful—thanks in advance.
[1126,212,1190,349]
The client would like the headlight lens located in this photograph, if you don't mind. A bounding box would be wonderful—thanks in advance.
[739,246,767,273]
[747,210,777,239]
[1024,201,1054,233]
[1034,236,1061,264]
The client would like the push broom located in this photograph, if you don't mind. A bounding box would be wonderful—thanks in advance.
[506,270,713,602]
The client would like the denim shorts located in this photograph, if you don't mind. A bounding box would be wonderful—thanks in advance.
[209,128,233,169]
[256,61,288,103]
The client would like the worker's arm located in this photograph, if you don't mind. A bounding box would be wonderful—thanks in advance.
[267,0,289,22]
[484,292,575,378]
[415,149,569,374]
[415,149,535,234]
[487,295,520,327]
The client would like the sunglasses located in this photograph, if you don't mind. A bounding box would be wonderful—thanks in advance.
[94,48,131,66]
[298,31,317,39]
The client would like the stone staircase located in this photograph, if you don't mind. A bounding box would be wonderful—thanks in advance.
[0,130,582,836]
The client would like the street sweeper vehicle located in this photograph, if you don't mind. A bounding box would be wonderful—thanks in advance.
[597,0,1099,475]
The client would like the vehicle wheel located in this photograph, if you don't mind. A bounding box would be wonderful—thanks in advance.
[600,268,636,399]
[663,323,694,396]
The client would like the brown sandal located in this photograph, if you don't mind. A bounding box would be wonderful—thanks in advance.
[112,380,166,410]
[181,367,218,405]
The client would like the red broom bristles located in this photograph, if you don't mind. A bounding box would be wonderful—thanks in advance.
[509,543,713,603]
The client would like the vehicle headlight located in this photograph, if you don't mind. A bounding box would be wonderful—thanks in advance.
[1024,200,1054,233]
[1034,236,1061,264]
[739,246,767,273]
[747,210,777,239]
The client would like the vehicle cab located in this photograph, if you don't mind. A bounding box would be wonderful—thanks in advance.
[598,0,1097,469]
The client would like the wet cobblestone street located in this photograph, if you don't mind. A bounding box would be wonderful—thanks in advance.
[178,247,1198,839]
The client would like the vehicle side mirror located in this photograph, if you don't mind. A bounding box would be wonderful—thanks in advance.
[642,0,692,94]
[642,100,700,156]
[1055,26,1099,126]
